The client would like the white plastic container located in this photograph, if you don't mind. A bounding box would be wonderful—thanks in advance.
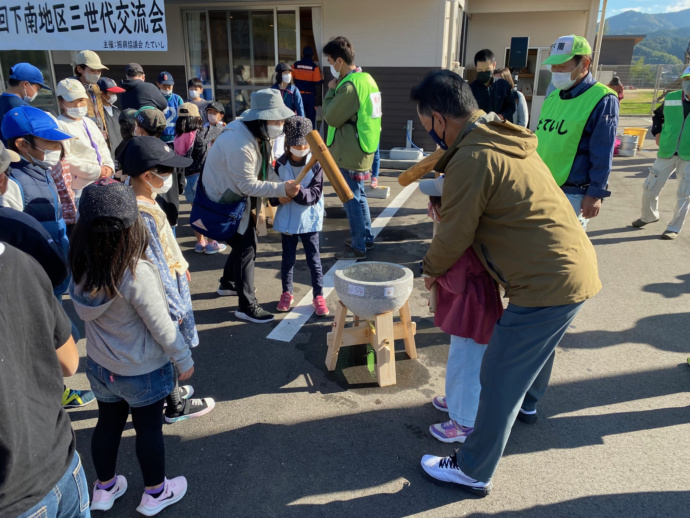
[618,147,637,157]
[389,147,424,161]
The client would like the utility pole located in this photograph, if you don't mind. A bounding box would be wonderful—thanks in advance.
[591,0,609,80]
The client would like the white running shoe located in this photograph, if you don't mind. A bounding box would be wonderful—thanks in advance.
[136,476,188,516]
[421,454,492,496]
[90,475,128,511]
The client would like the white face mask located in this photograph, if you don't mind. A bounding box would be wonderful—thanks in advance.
[64,105,88,119]
[266,123,284,139]
[330,62,340,80]
[683,82,690,97]
[84,71,101,85]
[188,89,200,99]
[282,73,292,84]
[207,113,220,124]
[146,171,173,194]
[290,147,309,157]
[31,145,61,168]
[552,63,582,91]
[107,94,117,105]
[23,84,38,103]
[160,88,172,97]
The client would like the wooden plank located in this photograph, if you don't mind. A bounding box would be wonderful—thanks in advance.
[326,321,413,347]
[325,301,347,371]
[399,300,417,359]
[373,312,396,387]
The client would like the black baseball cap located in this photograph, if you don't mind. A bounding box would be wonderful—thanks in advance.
[275,63,292,73]
[117,136,192,176]
[125,63,144,76]
[205,101,225,114]
[97,76,125,93]
[157,71,174,85]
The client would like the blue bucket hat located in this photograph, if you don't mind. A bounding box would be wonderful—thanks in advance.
[241,89,295,122]
[1,106,72,142]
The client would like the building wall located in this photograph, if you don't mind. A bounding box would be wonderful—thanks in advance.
[321,0,447,68]
[464,10,590,69]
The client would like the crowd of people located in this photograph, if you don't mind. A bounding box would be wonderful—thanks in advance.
[1,30,688,516]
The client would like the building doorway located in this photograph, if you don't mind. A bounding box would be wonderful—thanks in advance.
[183,6,322,120]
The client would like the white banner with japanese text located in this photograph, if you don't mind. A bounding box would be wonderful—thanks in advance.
[0,0,167,51]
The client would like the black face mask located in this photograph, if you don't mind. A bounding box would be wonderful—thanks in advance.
[477,70,493,84]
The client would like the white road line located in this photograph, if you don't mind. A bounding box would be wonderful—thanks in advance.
[267,182,420,342]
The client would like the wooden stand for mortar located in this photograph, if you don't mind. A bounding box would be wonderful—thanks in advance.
[325,300,417,387]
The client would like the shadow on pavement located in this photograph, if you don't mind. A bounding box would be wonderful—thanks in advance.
[643,273,690,298]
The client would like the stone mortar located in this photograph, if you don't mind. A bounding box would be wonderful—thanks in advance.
[334,262,414,320]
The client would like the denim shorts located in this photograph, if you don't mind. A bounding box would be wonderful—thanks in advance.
[86,357,174,408]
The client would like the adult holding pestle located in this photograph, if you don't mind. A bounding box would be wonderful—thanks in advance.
[203,89,300,324]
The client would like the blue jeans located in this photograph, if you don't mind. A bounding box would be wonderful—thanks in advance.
[446,335,487,427]
[565,193,589,230]
[281,232,323,297]
[341,169,374,252]
[184,173,199,204]
[371,145,381,179]
[457,302,584,482]
[18,452,90,518]
[86,357,174,408]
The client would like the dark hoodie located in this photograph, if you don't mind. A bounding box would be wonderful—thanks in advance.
[119,78,168,111]
[423,110,601,308]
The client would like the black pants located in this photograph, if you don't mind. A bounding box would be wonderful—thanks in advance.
[281,232,323,297]
[91,399,165,487]
[222,221,258,310]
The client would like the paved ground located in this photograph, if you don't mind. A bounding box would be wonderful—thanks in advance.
[63,121,690,517]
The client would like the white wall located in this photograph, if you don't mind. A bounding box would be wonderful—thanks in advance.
[465,10,590,68]
[51,6,185,67]
[322,0,447,68]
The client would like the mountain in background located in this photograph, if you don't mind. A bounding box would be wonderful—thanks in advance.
[604,9,690,64]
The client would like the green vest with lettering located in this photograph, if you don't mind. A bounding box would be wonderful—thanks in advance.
[535,82,613,186]
[326,72,382,154]
[658,90,690,160]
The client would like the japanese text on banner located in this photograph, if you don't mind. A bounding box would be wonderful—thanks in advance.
[0,0,167,51]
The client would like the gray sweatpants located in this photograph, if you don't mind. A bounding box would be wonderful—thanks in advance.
[458,301,584,482]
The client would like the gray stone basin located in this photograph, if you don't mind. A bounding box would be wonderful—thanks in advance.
[334,262,414,320]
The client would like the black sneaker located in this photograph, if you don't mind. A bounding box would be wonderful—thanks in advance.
[345,238,374,250]
[165,397,216,423]
[335,246,367,260]
[235,304,275,324]
[516,408,538,424]
[217,278,237,296]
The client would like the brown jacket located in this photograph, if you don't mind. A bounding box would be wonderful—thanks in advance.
[423,111,601,307]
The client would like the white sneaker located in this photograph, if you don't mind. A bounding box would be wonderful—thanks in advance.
[421,454,492,496]
[90,475,128,511]
[136,476,187,516]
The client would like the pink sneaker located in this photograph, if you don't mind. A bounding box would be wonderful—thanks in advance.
[432,396,449,413]
[90,475,128,511]
[277,292,294,312]
[136,476,188,516]
[313,295,330,316]
[429,419,473,444]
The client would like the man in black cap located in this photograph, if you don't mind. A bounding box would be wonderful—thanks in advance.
[120,63,167,111]
[293,47,323,127]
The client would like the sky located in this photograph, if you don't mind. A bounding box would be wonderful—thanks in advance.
[606,0,690,17]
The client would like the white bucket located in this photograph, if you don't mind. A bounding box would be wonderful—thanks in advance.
[618,147,637,157]
[620,134,639,146]
[620,140,638,150]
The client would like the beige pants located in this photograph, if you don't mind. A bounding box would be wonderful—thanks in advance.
[640,156,690,233]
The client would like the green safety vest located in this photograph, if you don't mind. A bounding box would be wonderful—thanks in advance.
[326,72,382,154]
[535,82,614,186]
[658,90,690,160]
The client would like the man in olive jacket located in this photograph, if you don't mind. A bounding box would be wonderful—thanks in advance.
[413,70,601,495]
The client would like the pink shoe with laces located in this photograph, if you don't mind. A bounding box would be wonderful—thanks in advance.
[429,419,474,444]
[277,292,294,312]
[90,475,128,511]
[313,295,330,316]
[136,477,187,516]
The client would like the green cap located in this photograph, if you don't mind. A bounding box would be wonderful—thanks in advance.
[680,66,690,79]
[542,35,592,66]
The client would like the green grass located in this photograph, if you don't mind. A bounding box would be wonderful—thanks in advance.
[619,89,663,116]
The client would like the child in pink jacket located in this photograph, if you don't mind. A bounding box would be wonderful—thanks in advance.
[420,176,503,443]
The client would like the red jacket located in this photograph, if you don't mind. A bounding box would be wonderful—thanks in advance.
[434,247,503,344]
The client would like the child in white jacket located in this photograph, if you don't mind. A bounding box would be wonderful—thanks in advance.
[55,78,114,201]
